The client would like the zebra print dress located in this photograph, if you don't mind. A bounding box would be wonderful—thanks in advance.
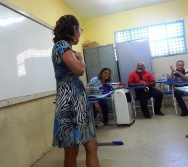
[52,40,95,148]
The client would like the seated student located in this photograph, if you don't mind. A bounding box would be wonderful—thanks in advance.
[128,62,164,119]
[88,68,114,126]
[170,60,188,116]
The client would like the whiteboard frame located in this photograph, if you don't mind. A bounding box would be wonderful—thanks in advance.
[0,0,56,108]
[0,0,53,30]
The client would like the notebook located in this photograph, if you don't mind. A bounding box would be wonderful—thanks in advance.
[86,87,103,98]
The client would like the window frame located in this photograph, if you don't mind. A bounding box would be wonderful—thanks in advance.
[114,20,187,58]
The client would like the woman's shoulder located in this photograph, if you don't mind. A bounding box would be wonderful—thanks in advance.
[91,76,99,80]
[53,40,72,56]
[90,76,99,83]
[55,40,71,47]
[89,76,101,87]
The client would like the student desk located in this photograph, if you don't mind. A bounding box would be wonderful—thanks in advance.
[164,80,188,114]
[87,91,124,146]
[173,86,188,138]
[175,86,188,94]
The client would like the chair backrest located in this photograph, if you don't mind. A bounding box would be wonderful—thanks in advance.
[162,78,173,92]
[162,90,172,95]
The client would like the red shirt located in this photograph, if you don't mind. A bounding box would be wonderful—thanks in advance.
[128,70,155,84]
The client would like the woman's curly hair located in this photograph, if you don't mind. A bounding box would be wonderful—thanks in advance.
[52,15,79,43]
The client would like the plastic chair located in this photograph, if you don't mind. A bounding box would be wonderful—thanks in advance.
[161,79,177,114]
[94,95,116,125]
[162,90,173,107]
[131,95,155,117]
[162,89,179,114]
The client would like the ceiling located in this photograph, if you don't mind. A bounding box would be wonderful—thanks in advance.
[63,0,175,19]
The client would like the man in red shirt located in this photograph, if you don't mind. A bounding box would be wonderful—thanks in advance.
[128,62,164,119]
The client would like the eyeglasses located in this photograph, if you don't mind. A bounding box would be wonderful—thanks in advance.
[79,27,83,35]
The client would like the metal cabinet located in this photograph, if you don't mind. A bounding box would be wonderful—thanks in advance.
[84,44,119,83]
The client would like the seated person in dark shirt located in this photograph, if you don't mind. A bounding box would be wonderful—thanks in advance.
[170,60,188,116]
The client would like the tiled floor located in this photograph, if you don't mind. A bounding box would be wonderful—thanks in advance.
[31,106,188,167]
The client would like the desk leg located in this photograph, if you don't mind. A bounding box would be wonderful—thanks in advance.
[172,88,178,114]
[89,102,124,146]
[110,94,117,122]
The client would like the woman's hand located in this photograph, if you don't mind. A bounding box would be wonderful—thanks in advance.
[85,86,90,90]
[75,51,83,62]
[170,66,182,75]
[62,50,85,76]
[139,81,147,86]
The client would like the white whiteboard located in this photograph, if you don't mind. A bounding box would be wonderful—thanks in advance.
[0,4,56,104]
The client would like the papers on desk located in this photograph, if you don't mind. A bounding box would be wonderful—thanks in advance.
[87,91,114,101]
[86,87,115,99]
[167,80,188,85]
[175,86,188,94]
[86,87,102,98]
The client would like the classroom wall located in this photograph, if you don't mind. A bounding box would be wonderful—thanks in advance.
[83,0,188,80]
[0,0,86,167]
[0,96,55,167]
[1,0,188,166]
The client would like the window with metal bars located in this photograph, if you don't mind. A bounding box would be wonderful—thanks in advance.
[114,20,187,58]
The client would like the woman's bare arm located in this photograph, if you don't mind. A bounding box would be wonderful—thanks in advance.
[62,50,85,76]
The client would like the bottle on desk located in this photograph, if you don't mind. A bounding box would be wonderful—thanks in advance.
[163,73,170,80]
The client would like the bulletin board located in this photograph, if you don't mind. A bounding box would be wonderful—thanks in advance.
[0,2,56,107]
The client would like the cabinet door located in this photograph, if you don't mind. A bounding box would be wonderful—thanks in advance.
[84,44,119,83]
[98,44,119,82]
[84,48,101,82]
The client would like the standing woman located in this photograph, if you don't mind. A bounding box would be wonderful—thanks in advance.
[52,15,100,167]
